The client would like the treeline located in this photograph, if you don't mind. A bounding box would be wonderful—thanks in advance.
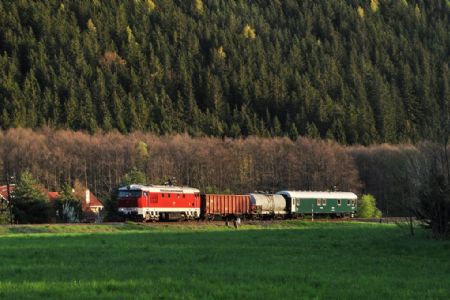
[1,128,448,218]
[0,128,360,197]
[0,0,449,144]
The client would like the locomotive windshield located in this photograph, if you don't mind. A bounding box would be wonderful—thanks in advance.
[118,190,142,198]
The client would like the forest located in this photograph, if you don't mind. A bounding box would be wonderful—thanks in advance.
[0,128,448,219]
[0,0,448,144]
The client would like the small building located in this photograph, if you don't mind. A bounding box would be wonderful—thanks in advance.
[48,189,104,222]
[80,189,104,215]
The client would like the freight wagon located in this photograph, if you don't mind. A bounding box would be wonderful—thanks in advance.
[201,194,250,219]
[249,193,288,217]
[277,191,357,217]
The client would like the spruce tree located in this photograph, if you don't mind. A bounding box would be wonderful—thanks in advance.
[12,171,51,224]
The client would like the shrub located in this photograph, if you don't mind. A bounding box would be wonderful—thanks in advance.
[53,183,83,223]
[357,194,382,218]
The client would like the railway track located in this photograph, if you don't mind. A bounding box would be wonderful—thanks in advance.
[0,217,409,228]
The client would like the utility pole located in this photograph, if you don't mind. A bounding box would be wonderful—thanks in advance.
[6,172,13,224]
[3,157,15,225]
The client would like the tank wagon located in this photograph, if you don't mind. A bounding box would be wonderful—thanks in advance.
[277,191,357,217]
[117,184,201,221]
[249,193,288,217]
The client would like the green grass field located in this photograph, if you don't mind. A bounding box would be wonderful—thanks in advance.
[0,221,449,299]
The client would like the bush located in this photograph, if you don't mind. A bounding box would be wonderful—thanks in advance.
[0,198,11,224]
[53,183,83,223]
[357,194,382,218]
[417,173,450,239]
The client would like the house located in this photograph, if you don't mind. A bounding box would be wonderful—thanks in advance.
[48,188,104,222]
[80,189,104,215]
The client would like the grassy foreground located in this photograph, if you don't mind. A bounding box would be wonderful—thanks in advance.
[0,222,449,299]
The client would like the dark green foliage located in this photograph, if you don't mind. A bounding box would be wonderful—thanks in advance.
[418,170,450,239]
[0,198,11,224]
[11,171,51,224]
[0,0,448,144]
[203,185,232,194]
[120,168,149,186]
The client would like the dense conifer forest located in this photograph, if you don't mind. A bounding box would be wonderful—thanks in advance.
[0,0,448,144]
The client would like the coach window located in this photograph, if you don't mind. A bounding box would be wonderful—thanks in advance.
[322,199,327,206]
[316,199,321,206]
[337,199,341,206]
[162,193,165,198]
[177,194,180,198]
[347,199,350,206]
[183,194,185,198]
[168,193,171,198]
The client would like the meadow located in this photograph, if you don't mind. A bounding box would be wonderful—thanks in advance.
[0,221,448,299]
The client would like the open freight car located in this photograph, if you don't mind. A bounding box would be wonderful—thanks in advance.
[201,194,250,220]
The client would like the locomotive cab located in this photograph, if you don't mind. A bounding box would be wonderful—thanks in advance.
[117,188,144,218]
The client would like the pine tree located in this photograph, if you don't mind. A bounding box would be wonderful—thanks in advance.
[288,123,299,141]
[12,171,51,224]
[0,0,447,143]
[22,71,40,128]
[111,90,127,133]
[64,88,78,129]
[306,122,321,139]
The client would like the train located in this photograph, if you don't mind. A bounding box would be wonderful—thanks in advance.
[117,184,357,221]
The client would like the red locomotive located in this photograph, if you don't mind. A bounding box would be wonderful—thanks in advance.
[117,184,200,221]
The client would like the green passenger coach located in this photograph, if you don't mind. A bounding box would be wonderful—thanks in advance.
[277,191,357,217]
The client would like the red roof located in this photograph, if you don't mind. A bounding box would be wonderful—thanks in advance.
[86,191,103,207]
[0,185,14,200]
[48,192,60,202]
[48,190,103,210]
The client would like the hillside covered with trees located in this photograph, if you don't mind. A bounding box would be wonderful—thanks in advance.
[0,0,448,144]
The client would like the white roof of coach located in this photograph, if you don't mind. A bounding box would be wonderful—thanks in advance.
[118,184,200,194]
[277,191,357,200]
